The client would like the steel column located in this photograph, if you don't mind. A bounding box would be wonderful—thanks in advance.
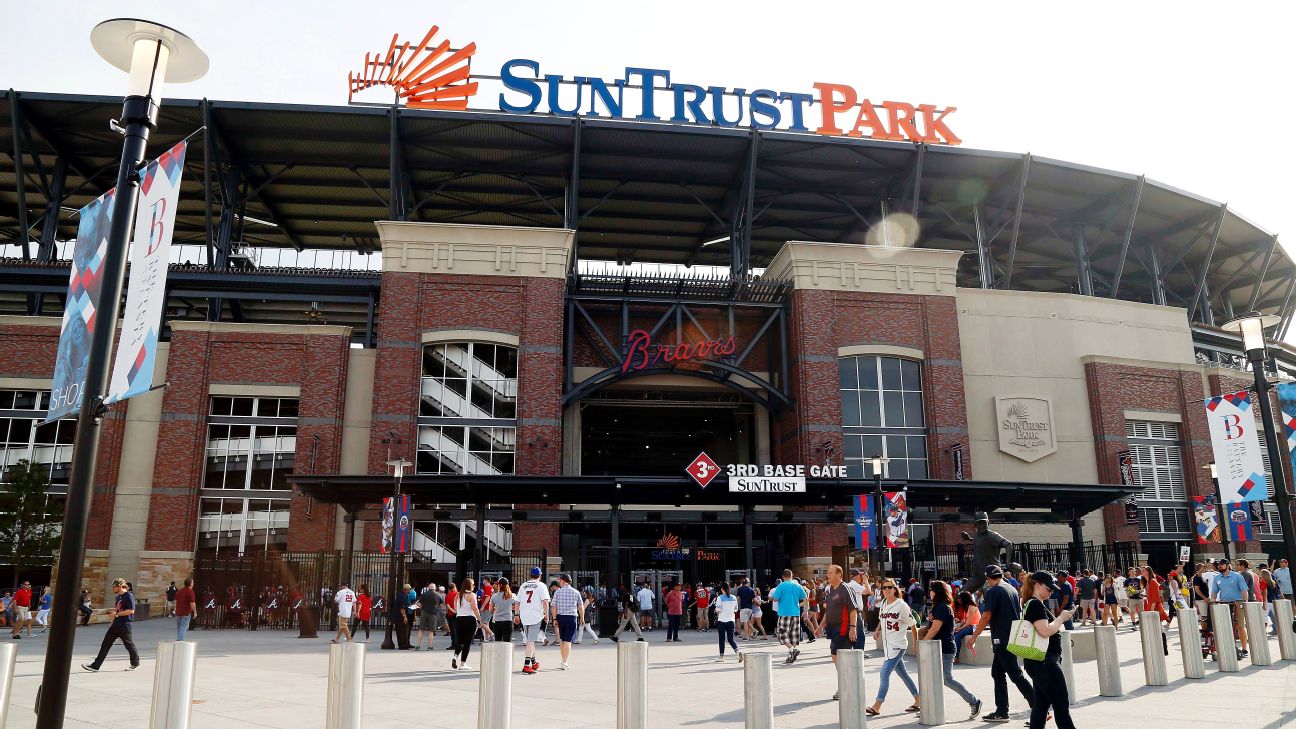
[473,502,486,587]
[37,157,67,263]
[1199,277,1216,326]
[203,100,214,267]
[388,107,406,221]
[973,205,993,289]
[910,144,925,219]
[1001,153,1031,289]
[1188,204,1228,316]
[9,91,31,260]
[610,504,620,592]
[731,131,758,278]
[1279,278,1296,341]
[1147,243,1167,306]
[1109,175,1144,297]
[1072,225,1093,296]
[1248,235,1282,312]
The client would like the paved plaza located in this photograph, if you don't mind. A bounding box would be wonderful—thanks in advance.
[3,619,1296,728]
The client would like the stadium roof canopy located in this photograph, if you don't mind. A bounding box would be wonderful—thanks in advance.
[1,90,1293,334]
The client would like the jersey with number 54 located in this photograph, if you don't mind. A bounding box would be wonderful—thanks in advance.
[517,579,551,625]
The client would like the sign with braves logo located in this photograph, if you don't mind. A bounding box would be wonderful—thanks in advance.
[853,493,876,550]
[1226,502,1255,541]
[1204,391,1270,504]
[686,452,720,488]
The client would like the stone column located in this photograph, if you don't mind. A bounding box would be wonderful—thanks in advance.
[1176,607,1205,679]
[1093,625,1122,696]
[1138,611,1168,686]
[1209,603,1239,672]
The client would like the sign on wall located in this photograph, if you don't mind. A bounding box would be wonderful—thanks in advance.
[883,491,909,548]
[1204,391,1269,504]
[995,396,1057,463]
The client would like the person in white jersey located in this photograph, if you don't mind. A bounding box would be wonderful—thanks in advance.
[332,581,356,644]
[518,567,552,674]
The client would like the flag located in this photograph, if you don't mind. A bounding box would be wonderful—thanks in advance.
[1192,495,1221,544]
[1276,385,1296,493]
[853,493,876,550]
[380,494,411,553]
[1204,391,1270,503]
[883,491,909,548]
[106,141,187,404]
[1225,502,1254,542]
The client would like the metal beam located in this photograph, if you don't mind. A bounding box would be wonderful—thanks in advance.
[733,130,758,278]
[37,157,66,263]
[203,100,214,267]
[1146,242,1167,306]
[1280,277,1296,340]
[1072,225,1093,296]
[1187,204,1227,315]
[9,90,30,260]
[1248,235,1281,313]
[973,205,993,289]
[1000,153,1031,289]
[1108,175,1144,297]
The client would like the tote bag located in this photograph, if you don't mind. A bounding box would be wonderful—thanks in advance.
[1006,599,1047,661]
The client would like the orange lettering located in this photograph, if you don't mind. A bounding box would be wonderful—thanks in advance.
[881,101,922,142]
[919,105,961,145]
[813,82,857,136]
[847,99,890,140]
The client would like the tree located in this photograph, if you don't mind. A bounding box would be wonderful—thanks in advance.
[0,459,63,588]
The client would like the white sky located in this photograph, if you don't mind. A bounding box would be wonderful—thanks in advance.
[5,2,1296,293]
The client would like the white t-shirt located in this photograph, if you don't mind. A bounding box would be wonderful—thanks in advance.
[714,593,738,623]
[637,587,654,610]
[517,580,551,625]
[876,598,915,656]
[1112,576,1125,597]
[334,588,356,619]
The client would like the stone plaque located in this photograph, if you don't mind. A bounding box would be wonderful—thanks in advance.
[995,395,1057,462]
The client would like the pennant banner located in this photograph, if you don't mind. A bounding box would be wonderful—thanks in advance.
[1192,495,1221,545]
[1276,384,1296,491]
[1117,450,1139,525]
[380,494,412,554]
[852,493,876,551]
[883,490,909,548]
[1225,501,1254,542]
[45,189,118,423]
[1204,391,1270,503]
[106,141,188,405]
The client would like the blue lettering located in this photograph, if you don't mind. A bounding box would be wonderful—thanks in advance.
[499,59,542,114]
[671,84,710,124]
[749,89,781,130]
[710,87,745,128]
[624,67,670,121]
[546,74,583,117]
[586,77,625,118]
[779,91,814,132]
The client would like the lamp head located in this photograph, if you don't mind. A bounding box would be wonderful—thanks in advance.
[91,19,208,97]
[1221,312,1281,355]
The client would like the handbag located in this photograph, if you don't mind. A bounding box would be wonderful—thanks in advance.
[1007,599,1047,661]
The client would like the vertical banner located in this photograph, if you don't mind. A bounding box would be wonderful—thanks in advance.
[951,443,966,480]
[1118,450,1139,525]
[1225,502,1254,542]
[1192,495,1221,544]
[1276,383,1296,485]
[1204,391,1270,503]
[883,491,909,548]
[381,495,411,554]
[106,141,188,405]
[44,189,118,423]
[852,493,876,550]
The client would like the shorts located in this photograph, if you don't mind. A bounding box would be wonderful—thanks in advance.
[337,611,353,623]
[776,615,801,647]
[739,608,753,624]
[522,622,543,643]
[557,615,578,643]
[1106,595,1118,606]
[828,634,854,655]
[13,607,29,621]
[418,611,436,630]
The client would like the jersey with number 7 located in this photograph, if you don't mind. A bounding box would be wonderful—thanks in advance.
[517,579,551,625]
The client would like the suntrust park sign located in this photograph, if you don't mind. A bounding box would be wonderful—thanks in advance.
[727,464,848,493]
[348,26,961,145]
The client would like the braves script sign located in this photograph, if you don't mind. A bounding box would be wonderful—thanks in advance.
[995,395,1057,463]
[622,329,736,374]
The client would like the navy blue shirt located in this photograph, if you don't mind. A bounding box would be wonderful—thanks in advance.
[983,582,1021,644]
[735,585,756,609]
[112,591,135,628]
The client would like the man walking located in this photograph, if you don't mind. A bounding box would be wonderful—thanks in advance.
[969,565,1034,722]
[551,574,584,670]
[612,584,646,642]
[1076,570,1097,626]
[770,569,806,663]
[82,578,140,672]
[664,583,685,642]
[519,567,551,674]
[735,578,757,639]
[415,581,443,650]
[10,581,31,639]
[1210,558,1250,659]
[165,581,178,618]
[636,582,655,631]
[332,581,356,644]
[817,565,860,701]
[175,578,197,641]
[1275,558,1293,601]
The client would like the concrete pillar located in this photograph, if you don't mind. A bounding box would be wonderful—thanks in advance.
[744,651,774,729]
[1244,601,1273,665]
[1093,625,1123,696]
[1177,607,1206,679]
[837,649,869,729]
[0,643,15,728]
[478,642,513,729]
[917,640,944,725]
[1059,629,1077,703]
[150,641,198,729]
[1209,603,1239,672]
[326,642,366,729]
[1138,611,1168,686]
[617,640,649,729]
[1274,599,1296,661]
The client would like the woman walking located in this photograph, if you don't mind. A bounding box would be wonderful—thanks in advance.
[1022,571,1078,729]
[1101,574,1119,626]
[1261,568,1280,634]
[451,578,486,670]
[1141,567,1168,627]
[489,578,517,643]
[867,579,920,717]
[575,586,600,644]
[921,581,982,719]
[35,588,51,631]
[713,582,742,662]
[951,590,979,663]
[352,584,373,641]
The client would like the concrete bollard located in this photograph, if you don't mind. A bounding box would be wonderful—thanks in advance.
[149,641,198,729]
[1209,603,1239,672]
[1243,601,1272,666]
[617,640,649,729]
[917,640,944,726]
[326,641,366,729]
[1093,625,1122,696]
[478,642,513,729]
[0,643,15,729]
[1059,629,1077,703]
[744,652,774,729]
[1274,599,1296,661]
[1177,607,1205,679]
[837,649,869,729]
[1138,612,1168,686]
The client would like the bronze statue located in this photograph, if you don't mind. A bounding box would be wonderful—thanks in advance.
[960,512,1013,594]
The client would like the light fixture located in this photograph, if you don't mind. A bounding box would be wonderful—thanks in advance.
[701,235,730,248]
[1220,312,1281,356]
[91,19,209,97]
[1205,462,1218,479]
[867,455,890,477]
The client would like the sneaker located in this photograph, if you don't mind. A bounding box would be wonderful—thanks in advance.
[559,662,569,671]
[737,652,744,663]
[522,664,536,674]
[789,648,801,664]
[81,663,98,672]
[532,661,541,671]
[574,640,581,645]
[983,711,1010,723]
[783,654,794,664]
[970,699,983,720]
[451,658,458,670]
[716,656,726,663]
[10,635,18,640]
[611,636,619,642]
[636,638,645,642]
[833,691,839,701]
[127,664,139,671]
[460,664,474,671]
[594,639,600,644]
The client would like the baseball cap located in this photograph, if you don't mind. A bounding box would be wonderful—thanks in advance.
[849,568,865,577]
[530,567,542,577]
[984,564,1004,577]
[1031,571,1058,590]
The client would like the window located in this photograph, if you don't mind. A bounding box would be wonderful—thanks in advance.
[0,389,76,487]
[199,396,298,555]
[418,342,517,475]
[839,356,927,479]
[1126,420,1190,538]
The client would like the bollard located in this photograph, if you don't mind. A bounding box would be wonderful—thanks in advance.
[0,643,15,729]
[1209,603,1239,672]
[617,640,649,729]
[478,642,513,729]
[916,640,944,726]
[1177,608,1205,679]
[743,652,774,729]
[326,641,366,729]
[1093,625,1123,696]
[1059,629,1076,704]
[1243,601,1273,665]
[1138,612,1168,686]
[1275,599,1296,661]
[837,649,869,729]
[150,641,198,729]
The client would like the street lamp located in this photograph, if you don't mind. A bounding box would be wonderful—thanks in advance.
[37,20,206,729]
[381,457,411,650]
[1205,462,1231,561]
[868,456,889,575]
[1220,312,1296,566]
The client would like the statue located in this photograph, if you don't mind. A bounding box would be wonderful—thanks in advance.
[959,512,1014,594]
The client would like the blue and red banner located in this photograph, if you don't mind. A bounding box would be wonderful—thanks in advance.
[381,494,412,554]
[1192,495,1221,545]
[853,493,876,550]
[1225,501,1254,542]
[883,491,909,548]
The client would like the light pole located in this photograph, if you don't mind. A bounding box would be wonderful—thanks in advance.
[37,20,206,729]
[1205,462,1231,561]
[868,455,889,576]
[381,457,411,650]
[1222,312,1296,565]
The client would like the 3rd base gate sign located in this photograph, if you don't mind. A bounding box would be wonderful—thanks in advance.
[687,452,846,492]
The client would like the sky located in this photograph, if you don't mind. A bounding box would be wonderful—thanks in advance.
[5,1,1296,287]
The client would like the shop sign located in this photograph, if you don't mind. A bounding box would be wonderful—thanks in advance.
[727,463,847,492]
[995,395,1057,463]
[622,329,737,374]
[694,549,722,562]
[651,532,690,560]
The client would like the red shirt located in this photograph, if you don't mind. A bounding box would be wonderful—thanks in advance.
[356,594,372,621]
[696,590,710,608]
[175,587,196,615]
[14,588,30,608]
[446,588,458,616]
[665,590,684,616]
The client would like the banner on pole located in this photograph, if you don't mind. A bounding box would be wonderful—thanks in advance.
[1276,384,1296,489]
[952,443,966,480]
[106,141,188,405]
[380,494,411,554]
[1192,495,1221,545]
[45,189,118,423]
[1117,450,1139,525]
[1204,391,1270,503]
[883,491,909,548]
[852,493,876,550]
[1225,501,1254,542]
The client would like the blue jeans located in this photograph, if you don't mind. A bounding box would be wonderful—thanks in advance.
[875,650,919,702]
[941,652,978,705]
[177,615,192,641]
[716,621,739,655]
[953,626,975,660]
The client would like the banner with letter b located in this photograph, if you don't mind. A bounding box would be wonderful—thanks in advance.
[1204,391,1269,504]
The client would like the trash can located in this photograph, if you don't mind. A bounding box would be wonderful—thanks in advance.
[598,606,618,638]
[135,600,151,621]
[298,604,319,638]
